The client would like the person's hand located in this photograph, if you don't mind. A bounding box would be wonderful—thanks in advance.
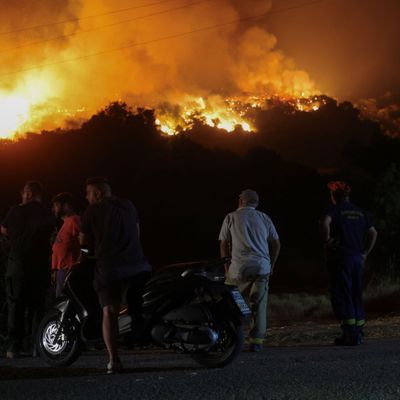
[224,263,230,274]
[325,238,339,252]
[78,248,89,263]
[51,270,57,286]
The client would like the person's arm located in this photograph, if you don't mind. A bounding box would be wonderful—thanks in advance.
[363,226,378,260]
[79,232,91,247]
[218,215,231,273]
[0,225,7,237]
[269,239,281,274]
[220,239,231,273]
[1,207,13,237]
[79,207,93,249]
[320,214,333,243]
[220,239,231,258]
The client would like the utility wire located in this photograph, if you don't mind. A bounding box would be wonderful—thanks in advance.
[0,0,180,36]
[0,0,211,54]
[0,0,330,79]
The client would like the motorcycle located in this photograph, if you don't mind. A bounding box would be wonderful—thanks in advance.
[36,257,251,369]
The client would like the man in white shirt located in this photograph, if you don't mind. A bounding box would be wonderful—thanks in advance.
[219,189,281,352]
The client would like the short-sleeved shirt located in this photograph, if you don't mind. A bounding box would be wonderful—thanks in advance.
[219,207,279,280]
[325,200,373,256]
[52,215,81,271]
[81,197,151,290]
[2,200,54,275]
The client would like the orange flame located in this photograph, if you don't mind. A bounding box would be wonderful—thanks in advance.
[0,1,324,140]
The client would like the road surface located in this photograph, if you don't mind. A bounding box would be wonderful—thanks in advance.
[1,339,399,400]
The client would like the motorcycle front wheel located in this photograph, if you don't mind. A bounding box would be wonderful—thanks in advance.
[191,321,244,368]
[36,309,81,367]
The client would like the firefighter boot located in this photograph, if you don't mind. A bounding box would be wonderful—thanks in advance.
[355,323,365,345]
[334,324,357,346]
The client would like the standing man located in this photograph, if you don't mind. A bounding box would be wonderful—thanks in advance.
[219,189,280,352]
[51,193,81,297]
[79,177,151,374]
[320,181,377,345]
[1,181,54,358]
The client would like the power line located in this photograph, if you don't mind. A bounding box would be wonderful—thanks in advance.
[0,0,179,36]
[0,0,211,55]
[0,0,330,79]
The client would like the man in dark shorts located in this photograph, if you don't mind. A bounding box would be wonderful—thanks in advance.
[320,181,377,345]
[79,177,151,373]
[1,181,54,358]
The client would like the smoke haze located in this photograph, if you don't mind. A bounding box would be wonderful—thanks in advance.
[0,0,317,134]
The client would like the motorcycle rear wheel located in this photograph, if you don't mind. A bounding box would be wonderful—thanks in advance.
[37,309,81,367]
[191,322,244,368]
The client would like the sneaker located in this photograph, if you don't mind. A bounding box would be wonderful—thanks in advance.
[249,343,263,352]
[106,359,123,374]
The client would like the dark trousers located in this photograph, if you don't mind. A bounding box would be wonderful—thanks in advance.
[6,274,47,353]
[55,269,69,298]
[328,253,365,326]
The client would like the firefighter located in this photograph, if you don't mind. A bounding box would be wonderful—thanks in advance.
[320,181,377,345]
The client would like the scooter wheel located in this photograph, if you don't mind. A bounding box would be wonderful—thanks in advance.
[37,309,81,367]
[191,321,244,368]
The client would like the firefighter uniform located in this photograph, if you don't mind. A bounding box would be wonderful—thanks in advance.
[325,199,373,344]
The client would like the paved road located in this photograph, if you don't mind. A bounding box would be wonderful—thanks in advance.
[1,339,399,400]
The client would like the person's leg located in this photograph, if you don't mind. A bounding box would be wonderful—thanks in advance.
[352,255,365,344]
[327,256,348,321]
[234,278,252,322]
[248,275,269,348]
[126,272,151,324]
[56,269,68,298]
[5,276,25,356]
[102,303,120,366]
[97,283,123,372]
[28,284,47,356]
[334,256,357,345]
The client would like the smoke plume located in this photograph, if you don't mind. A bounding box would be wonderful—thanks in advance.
[0,0,316,136]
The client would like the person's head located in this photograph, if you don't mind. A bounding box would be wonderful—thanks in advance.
[85,177,112,205]
[327,181,351,205]
[21,180,44,204]
[238,189,259,208]
[52,192,76,219]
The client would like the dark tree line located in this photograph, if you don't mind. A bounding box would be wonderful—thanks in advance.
[0,99,399,291]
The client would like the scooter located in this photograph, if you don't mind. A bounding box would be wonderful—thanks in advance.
[36,257,251,369]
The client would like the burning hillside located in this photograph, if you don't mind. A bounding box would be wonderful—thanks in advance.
[153,94,327,135]
[0,0,321,140]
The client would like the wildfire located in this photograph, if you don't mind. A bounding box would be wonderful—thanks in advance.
[154,94,325,136]
[154,96,255,136]
[0,72,56,139]
[0,95,30,139]
[0,1,325,140]
[0,83,327,140]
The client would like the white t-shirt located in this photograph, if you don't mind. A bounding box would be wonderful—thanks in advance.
[219,207,279,280]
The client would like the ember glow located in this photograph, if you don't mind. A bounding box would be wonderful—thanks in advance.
[0,0,322,140]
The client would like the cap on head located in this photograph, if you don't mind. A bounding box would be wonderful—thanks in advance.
[327,181,351,203]
[239,189,259,206]
[327,181,351,194]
